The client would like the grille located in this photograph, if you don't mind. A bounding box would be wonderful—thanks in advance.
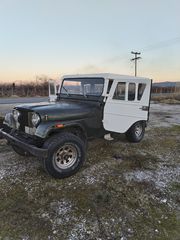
[18,110,29,131]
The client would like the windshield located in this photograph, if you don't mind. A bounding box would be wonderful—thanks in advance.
[60,78,104,96]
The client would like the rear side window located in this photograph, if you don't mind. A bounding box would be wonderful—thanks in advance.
[128,83,135,101]
[113,82,126,100]
[138,83,146,100]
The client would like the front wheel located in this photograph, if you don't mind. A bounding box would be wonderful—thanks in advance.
[125,121,145,143]
[43,133,85,178]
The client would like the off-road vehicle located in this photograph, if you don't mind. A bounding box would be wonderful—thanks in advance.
[0,73,152,178]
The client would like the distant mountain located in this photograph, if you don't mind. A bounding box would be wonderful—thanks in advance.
[153,82,177,88]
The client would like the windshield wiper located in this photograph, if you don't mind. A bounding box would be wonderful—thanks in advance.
[62,86,69,96]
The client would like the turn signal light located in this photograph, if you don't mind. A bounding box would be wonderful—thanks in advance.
[55,124,64,128]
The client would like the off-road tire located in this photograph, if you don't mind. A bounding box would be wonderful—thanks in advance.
[43,133,85,178]
[125,121,145,143]
[11,145,32,157]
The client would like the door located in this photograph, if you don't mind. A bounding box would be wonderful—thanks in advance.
[48,80,57,102]
[103,78,152,133]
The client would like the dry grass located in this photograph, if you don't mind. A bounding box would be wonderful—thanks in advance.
[151,93,180,104]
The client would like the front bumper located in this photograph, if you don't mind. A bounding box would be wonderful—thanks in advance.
[0,128,48,158]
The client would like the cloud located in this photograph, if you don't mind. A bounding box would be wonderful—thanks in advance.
[75,64,104,74]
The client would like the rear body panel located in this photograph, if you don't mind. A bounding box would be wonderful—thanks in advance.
[103,77,152,133]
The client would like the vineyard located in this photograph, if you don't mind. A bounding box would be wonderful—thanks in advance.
[0,80,49,97]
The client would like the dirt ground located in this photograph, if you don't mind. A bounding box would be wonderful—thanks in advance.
[0,103,180,240]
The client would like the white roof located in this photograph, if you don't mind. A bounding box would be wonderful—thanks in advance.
[62,73,151,81]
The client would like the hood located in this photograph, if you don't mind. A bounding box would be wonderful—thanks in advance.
[15,99,100,121]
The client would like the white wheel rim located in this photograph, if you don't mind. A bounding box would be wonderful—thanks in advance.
[53,144,77,169]
[135,124,143,137]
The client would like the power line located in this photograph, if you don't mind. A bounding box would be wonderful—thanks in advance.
[142,37,180,52]
[102,37,180,66]
[131,51,141,77]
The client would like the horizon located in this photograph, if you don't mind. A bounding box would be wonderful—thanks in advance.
[0,0,180,83]
[0,75,180,85]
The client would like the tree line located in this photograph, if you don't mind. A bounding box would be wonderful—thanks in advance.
[0,80,49,97]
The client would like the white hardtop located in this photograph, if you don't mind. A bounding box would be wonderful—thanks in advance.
[62,73,151,82]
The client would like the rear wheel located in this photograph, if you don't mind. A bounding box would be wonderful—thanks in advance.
[43,133,85,178]
[125,121,145,143]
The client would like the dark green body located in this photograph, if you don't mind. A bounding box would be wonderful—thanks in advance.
[15,97,105,139]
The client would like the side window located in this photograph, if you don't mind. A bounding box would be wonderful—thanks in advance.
[138,83,146,100]
[113,82,126,100]
[128,83,135,101]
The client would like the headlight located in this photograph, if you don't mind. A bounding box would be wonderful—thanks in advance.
[13,109,20,121]
[31,112,41,127]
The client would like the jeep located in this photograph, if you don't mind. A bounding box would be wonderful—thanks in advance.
[0,73,152,178]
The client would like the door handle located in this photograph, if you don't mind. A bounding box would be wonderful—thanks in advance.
[139,106,149,111]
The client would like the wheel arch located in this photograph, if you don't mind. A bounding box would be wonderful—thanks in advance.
[47,123,87,142]
[126,120,147,133]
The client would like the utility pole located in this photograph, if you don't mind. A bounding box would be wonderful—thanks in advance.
[131,51,141,76]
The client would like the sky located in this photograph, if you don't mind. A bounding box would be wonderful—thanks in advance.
[0,0,180,83]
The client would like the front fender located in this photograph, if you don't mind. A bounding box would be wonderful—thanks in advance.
[35,122,56,138]
[35,120,86,138]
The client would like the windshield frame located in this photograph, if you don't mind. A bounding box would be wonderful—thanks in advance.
[59,77,105,98]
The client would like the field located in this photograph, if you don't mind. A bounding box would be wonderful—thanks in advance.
[151,93,180,104]
[0,103,180,240]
